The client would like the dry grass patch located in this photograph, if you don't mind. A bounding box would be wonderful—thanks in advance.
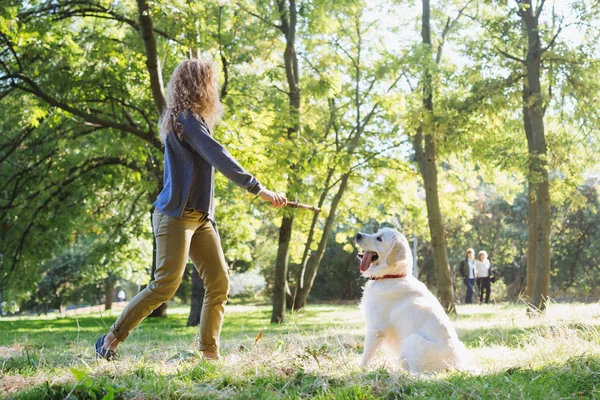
[1,302,599,399]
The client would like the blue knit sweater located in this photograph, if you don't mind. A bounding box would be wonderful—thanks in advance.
[153,111,263,220]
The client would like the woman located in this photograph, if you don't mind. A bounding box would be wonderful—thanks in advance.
[475,250,491,304]
[95,59,287,361]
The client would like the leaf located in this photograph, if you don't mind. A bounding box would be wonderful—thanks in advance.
[70,367,87,382]
[101,386,115,400]
[254,331,263,344]
[343,243,355,253]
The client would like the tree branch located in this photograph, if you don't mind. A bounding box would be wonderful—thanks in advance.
[495,47,526,64]
[536,0,547,20]
[0,125,37,166]
[109,190,146,239]
[238,4,283,32]
[272,84,289,95]
[333,39,358,69]
[298,52,322,76]
[0,148,57,207]
[136,0,166,114]
[540,22,563,55]
[1,157,140,288]
[322,140,408,193]
[0,31,23,73]
[218,6,229,99]
[12,74,161,150]
[18,2,182,44]
[101,94,155,133]
[402,70,416,92]
[24,157,141,204]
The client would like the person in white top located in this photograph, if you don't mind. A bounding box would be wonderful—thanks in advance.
[475,250,491,304]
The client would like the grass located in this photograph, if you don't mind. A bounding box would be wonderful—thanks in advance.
[1,301,600,399]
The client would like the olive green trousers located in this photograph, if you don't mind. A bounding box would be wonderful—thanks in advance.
[110,209,229,353]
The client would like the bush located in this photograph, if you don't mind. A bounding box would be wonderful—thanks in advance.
[229,270,266,300]
[490,278,509,302]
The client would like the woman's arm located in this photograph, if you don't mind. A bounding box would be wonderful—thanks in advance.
[180,114,263,193]
[179,113,286,208]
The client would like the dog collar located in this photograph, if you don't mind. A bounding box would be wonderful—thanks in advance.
[370,273,407,281]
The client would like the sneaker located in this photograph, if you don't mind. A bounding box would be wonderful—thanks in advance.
[95,334,117,361]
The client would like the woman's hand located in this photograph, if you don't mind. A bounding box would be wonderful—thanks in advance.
[259,189,287,208]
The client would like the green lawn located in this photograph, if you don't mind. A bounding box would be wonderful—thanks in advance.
[1,302,600,399]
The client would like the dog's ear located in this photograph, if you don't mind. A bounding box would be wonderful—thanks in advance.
[385,238,407,266]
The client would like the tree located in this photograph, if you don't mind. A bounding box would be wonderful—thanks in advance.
[269,0,302,323]
[290,4,405,310]
[1,0,257,316]
[517,0,552,312]
[401,0,474,312]
[3,0,600,318]
[473,0,600,312]
[0,95,151,306]
[0,0,167,308]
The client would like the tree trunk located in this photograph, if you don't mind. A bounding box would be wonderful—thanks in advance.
[104,276,116,311]
[272,215,294,323]
[180,265,190,305]
[136,0,167,319]
[294,173,350,310]
[532,170,551,311]
[271,0,300,324]
[520,0,551,312]
[289,166,336,310]
[147,301,167,317]
[187,266,205,326]
[291,21,373,309]
[525,185,538,301]
[421,132,455,312]
[414,0,455,313]
[523,85,537,302]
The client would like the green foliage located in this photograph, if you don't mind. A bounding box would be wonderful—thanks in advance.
[1,0,600,312]
[1,347,41,375]
[551,181,600,296]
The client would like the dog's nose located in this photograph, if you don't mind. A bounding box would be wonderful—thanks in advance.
[355,233,364,241]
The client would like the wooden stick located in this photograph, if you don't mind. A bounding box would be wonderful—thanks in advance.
[286,201,321,213]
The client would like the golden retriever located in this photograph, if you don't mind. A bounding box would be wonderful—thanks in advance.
[356,228,469,373]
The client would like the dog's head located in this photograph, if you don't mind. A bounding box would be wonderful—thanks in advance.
[355,228,412,278]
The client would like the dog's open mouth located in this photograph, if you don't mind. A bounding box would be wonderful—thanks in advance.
[358,251,379,272]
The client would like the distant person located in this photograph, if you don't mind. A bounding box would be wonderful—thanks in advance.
[94,59,287,362]
[458,248,476,304]
[117,290,126,302]
[475,250,491,304]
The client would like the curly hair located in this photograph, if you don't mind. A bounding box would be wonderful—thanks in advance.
[158,59,224,143]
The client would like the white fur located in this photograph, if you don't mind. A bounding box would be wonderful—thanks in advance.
[356,228,469,373]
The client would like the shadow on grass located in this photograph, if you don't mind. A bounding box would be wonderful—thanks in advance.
[7,355,600,399]
[0,305,362,350]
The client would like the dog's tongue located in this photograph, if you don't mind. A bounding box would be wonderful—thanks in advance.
[360,252,374,272]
